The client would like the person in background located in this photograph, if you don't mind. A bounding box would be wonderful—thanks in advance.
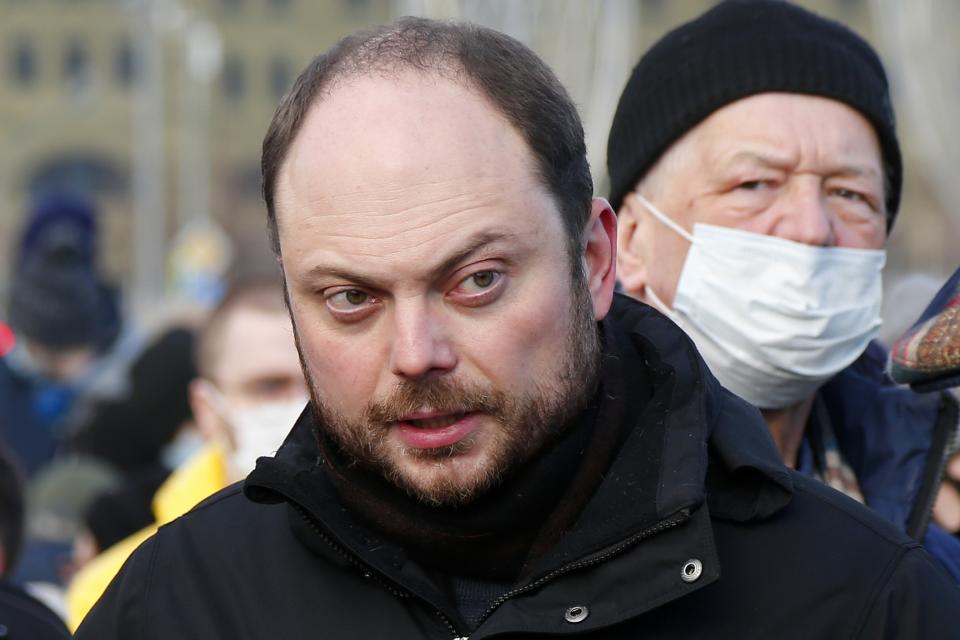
[891,266,960,535]
[9,326,196,603]
[607,0,960,579]
[70,327,200,474]
[0,444,70,639]
[66,277,306,629]
[0,192,136,477]
[67,465,171,577]
[78,17,959,639]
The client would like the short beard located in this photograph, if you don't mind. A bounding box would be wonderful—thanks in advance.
[299,269,602,508]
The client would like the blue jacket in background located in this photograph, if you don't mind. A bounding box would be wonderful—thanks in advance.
[817,340,960,580]
[0,360,75,476]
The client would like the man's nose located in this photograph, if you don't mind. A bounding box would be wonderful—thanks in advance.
[388,299,457,379]
[772,181,835,247]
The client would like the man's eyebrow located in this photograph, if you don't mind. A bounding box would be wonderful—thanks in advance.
[726,150,881,180]
[303,230,520,288]
[431,230,519,280]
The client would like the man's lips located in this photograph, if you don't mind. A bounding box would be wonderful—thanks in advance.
[392,411,481,450]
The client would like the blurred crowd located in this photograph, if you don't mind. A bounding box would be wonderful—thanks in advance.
[0,190,307,633]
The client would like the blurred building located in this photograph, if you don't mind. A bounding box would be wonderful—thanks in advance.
[0,0,956,314]
[0,0,390,310]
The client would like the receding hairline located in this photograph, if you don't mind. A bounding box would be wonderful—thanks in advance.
[262,16,593,265]
[264,19,486,221]
[271,66,542,229]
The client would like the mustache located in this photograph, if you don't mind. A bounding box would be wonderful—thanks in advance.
[365,377,510,425]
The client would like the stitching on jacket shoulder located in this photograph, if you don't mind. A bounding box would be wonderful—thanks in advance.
[139,535,160,640]
[851,544,912,638]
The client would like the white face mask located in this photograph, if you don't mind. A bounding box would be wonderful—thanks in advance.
[635,194,885,409]
[210,389,308,479]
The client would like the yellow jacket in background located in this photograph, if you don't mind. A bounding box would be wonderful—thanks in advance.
[65,445,228,631]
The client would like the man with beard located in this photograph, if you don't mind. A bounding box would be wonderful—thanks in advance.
[76,17,960,639]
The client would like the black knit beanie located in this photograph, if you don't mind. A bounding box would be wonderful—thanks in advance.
[607,0,901,230]
[7,239,105,349]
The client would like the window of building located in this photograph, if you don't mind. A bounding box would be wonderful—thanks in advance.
[10,37,37,87]
[221,55,245,100]
[63,37,90,88]
[115,37,138,88]
[268,55,292,99]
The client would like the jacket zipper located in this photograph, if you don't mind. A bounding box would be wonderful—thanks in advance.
[470,508,692,630]
[294,502,690,639]
[292,503,467,638]
[906,393,959,540]
[291,503,410,600]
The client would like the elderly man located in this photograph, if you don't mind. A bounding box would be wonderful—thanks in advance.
[608,0,960,579]
[77,17,959,638]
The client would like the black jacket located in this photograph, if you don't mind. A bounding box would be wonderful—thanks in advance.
[0,580,70,640]
[76,297,960,639]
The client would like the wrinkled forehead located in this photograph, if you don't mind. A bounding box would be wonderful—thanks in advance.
[684,93,884,168]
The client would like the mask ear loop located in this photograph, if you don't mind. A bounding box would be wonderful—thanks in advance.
[634,192,741,269]
[631,193,690,318]
[634,193,695,244]
[197,380,238,455]
[643,284,674,317]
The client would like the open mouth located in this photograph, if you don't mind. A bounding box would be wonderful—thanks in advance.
[393,411,480,450]
[404,412,468,429]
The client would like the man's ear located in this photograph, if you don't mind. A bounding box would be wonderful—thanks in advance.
[189,379,230,447]
[583,198,618,321]
[616,195,649,297]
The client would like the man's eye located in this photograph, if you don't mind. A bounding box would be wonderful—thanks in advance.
[345,290,368,305]
[737,180,768,191]
[831,188,865,202]
[327,289,371,310]
[462,271,500,292]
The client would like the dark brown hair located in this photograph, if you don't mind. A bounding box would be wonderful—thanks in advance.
[261,17,592,266]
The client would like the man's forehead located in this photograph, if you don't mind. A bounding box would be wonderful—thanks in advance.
[283,74,529,176]
[698,94,880,147]
[273,70,549,246]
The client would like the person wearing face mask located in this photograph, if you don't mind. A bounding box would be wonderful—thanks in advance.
[64,277,307,629]
[608,0,960,580]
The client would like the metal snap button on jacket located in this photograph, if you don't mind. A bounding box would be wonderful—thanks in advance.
[681,558,703,583]
[564,605,589,623]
